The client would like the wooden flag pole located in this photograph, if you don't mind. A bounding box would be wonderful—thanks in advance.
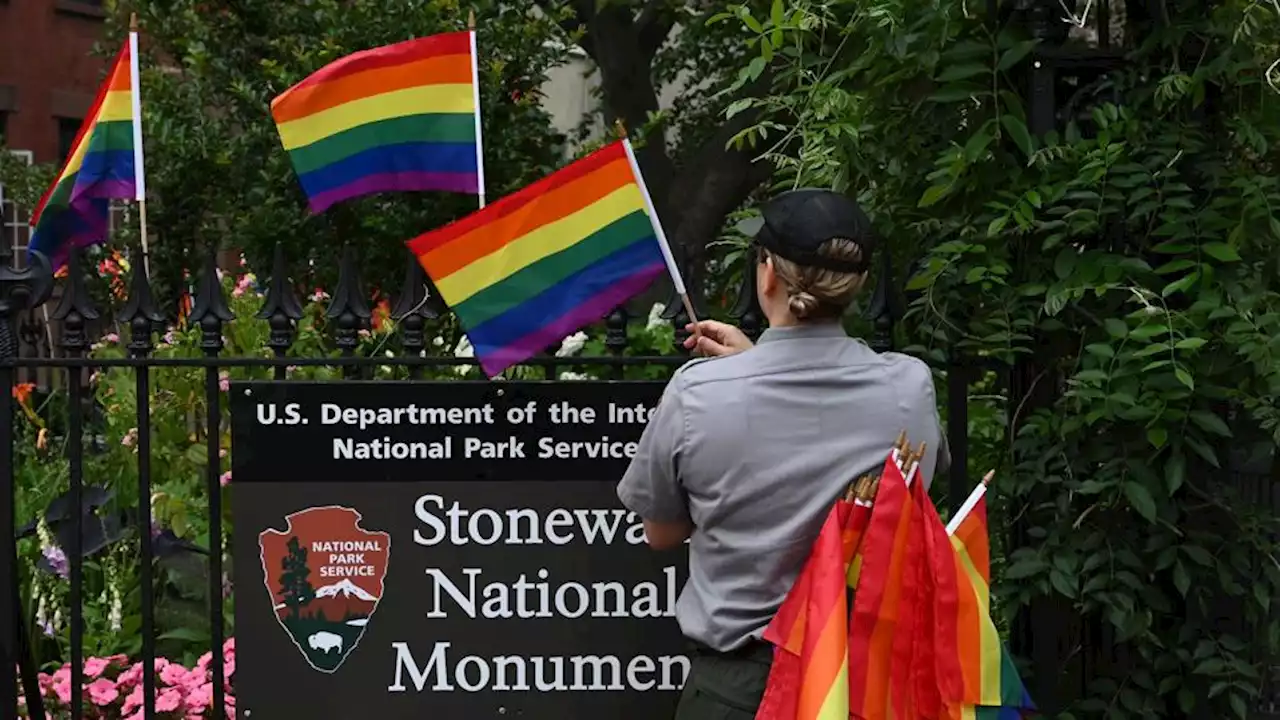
[945,470,994,536]
[129,13,151,280]
[613,120,701,341]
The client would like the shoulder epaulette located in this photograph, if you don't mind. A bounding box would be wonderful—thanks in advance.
[673,355,720,378]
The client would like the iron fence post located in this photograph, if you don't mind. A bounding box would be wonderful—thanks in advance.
[0,249,51,720]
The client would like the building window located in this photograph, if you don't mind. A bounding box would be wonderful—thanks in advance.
[2,150,34,269]
[57,117,82,164]
[0,112,8,144]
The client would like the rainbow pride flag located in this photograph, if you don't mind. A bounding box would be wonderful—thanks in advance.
[847,454,922,719]
[271,31,485,214]
[407,140,675,378]
[29,34,144,268]
[946,489,1036,718]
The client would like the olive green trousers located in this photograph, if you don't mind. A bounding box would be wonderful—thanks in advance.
[673,642,773,720]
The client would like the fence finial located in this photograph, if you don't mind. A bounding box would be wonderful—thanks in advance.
[50,250,100,354]
[256,243,303,364]
[188,246,234,354]
[116,248,163,356]
[392,253,440,370]
[326,245,372,362]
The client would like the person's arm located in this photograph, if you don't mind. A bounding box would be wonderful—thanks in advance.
[617,381,693,551]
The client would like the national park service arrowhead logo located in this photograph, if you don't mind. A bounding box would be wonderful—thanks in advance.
[259,506,390,674]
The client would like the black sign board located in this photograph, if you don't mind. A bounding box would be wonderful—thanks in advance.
[231,381,687,719]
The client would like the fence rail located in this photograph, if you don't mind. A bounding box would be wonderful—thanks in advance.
[1,237,973,718]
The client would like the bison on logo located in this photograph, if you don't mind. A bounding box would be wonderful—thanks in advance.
[258,506,390,673]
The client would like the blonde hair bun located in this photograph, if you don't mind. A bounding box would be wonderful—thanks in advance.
[787,291,821,319]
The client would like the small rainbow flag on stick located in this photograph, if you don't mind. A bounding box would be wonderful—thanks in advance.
[407,140,682,378]
[945,481,1036,719]
[271,30,485,214]
[28,28,146,269]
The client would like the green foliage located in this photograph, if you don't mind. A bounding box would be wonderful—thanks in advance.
[726,0,1280,715]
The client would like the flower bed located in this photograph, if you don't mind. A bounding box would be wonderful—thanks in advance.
[17,639,235,719]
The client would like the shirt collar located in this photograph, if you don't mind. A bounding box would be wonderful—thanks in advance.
[755,322,850,345]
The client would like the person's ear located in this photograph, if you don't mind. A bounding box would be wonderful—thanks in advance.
[758,254,778,295]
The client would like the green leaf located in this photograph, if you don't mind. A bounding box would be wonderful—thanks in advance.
[996,40,1038,71]
[1085,343,1115,358]
[1053,248,1078,279]
[1174,337,1207,350]
[1147,427,1168,449]
[725,98,755,119]
[1162,271,1200,297]
[1003,557,1048,580]
[1189,411,1231,437]
[1050,569,1076,598]
[1104,318,1129,338]
[1184,434,1220,467]
[1229,693,1247,719]
[937,63,989,82]
[1123,481,1157,522]
[1175,367,1194,390]
[158,627,208,643]
[1172,560,1190,596]
[918,184,950,208]
[1000,114,1034,159]
[1202,242,1241,262]
[1130,323,1169,340]
[1165,452,1186,494]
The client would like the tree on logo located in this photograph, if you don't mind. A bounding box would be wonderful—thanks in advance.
[279,535,315,619]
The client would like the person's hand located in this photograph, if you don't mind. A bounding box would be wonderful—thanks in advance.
[682,320,753,357]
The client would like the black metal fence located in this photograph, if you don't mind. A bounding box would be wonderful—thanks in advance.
[1,234,981,718]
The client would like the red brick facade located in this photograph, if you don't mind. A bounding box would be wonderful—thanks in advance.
[0,0,111,163]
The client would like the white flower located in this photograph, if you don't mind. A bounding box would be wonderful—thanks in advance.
[454,336,474,358]
[646,302,667,330]
[432,336,445,347]
[556,331,588,357]
[558,371,591,381]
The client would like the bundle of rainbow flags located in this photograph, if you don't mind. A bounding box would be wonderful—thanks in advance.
[29,24,681,378]
[755,437,1036,720]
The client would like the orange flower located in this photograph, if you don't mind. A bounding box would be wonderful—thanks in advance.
[12,382,34,406]
[372,298,392,332]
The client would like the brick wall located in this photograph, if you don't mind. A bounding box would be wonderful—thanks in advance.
[0,0,110,163]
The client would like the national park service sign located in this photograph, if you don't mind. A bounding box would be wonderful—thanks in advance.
[233,381,687,718]
[258,505,391,673]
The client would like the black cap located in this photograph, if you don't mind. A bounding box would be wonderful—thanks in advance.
[751,189,875,274]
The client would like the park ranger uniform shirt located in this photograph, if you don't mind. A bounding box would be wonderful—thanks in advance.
[616,322,950,652]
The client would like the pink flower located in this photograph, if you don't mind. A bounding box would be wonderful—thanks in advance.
[87,676,119,706]
[156,687,182,712]
[104,332,120,344]
[117,660,144,688]
[185,681,213,712]
[122,427,138,447]
[121,684,143,714]
[52,679,70,704]
[85,656,111,678]
[218,372,230,393]
[160,662,191,686]
[311,288,330,303]
[219,471,232,487]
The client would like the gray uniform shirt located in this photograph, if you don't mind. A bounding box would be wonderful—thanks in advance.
[616,323,950,652]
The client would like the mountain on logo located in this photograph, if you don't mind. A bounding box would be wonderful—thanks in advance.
[259,506,391,674]
[304,580,379,622]
[316,579,377,601]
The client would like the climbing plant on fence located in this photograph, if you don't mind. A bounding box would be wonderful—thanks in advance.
[721,0,1280,716]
